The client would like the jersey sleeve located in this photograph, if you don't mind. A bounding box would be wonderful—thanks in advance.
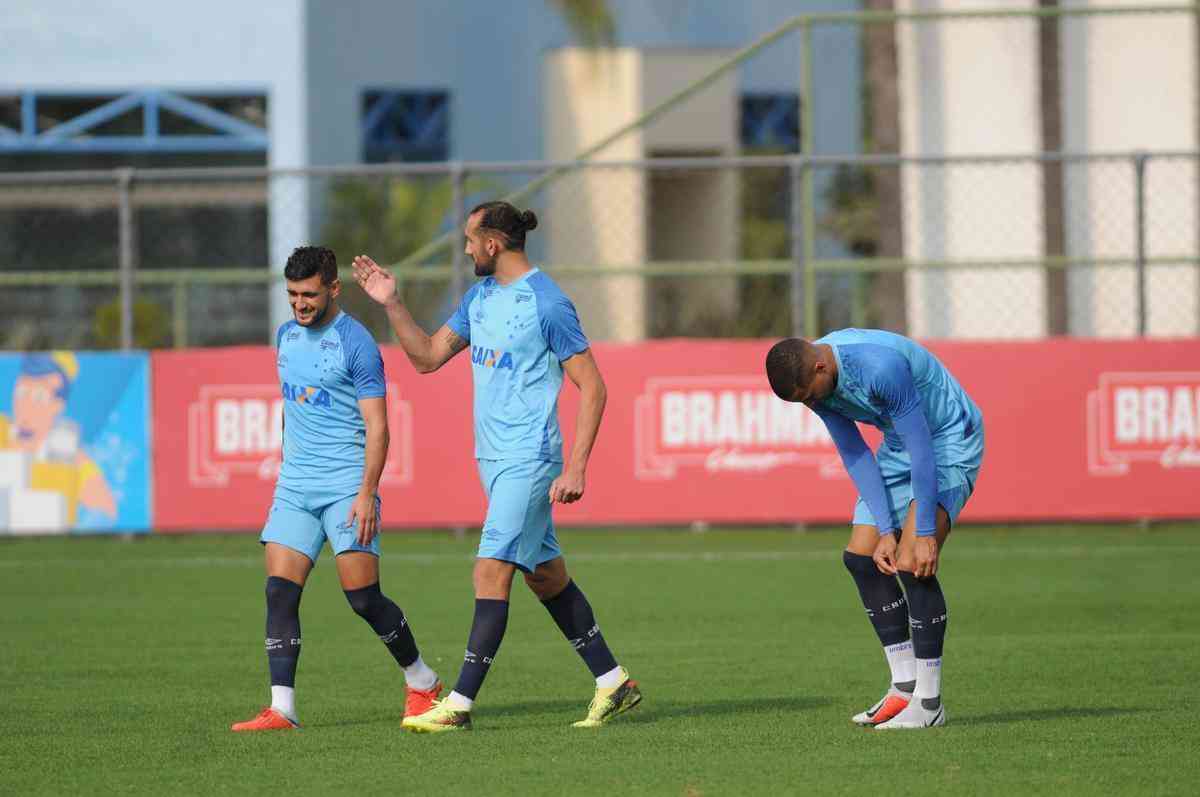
[446,282,480,341]
[342,323,387,400]
[537,294,590,362]
[864,350,937,535]
[816,408,898,534]
[275,321,291,349]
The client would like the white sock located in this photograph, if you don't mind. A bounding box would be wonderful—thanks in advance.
[403,656,439,691]
[595,665,624,689]
[270,685,296,721]
[884,641,917,688]
[914,657,942,701]
[444,690,473,711]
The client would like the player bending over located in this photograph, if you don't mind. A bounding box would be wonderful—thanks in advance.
[352,202,640,733]
[232,246,441,731]
[766,329,984,729]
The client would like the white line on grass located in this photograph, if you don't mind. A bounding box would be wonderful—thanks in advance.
[0,543,1194,569]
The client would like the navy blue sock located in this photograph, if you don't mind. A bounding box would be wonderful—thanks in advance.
[344,582,420,668]
[453,599,509,701]
[898,571,948,659]
[541,580,619,678]
[843,551,910,647]
[265,576,303,687]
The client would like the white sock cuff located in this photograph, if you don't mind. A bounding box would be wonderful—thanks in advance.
[445,691,474,711]
[403,656,439,691]
[595,665,624,689]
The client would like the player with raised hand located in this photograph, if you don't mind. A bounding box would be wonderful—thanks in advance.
[352,201,640,733]
[231,246,441,732]
[766,329,984,730]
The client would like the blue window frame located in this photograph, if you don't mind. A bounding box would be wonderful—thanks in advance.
[740,93,800,153]
[0,90,267,153]
[362,90,450,163]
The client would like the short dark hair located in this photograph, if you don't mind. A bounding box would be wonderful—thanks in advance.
[470,201,538,252]
[285,246,338,285]
[765,338,815,400]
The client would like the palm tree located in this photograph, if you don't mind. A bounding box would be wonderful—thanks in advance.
[865,0,907,332]
[1040,0,1068,335]
[547,0,615,47]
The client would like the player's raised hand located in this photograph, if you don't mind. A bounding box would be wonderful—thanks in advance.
[873,532,899,575]
[912,535,939,578]
[352,255,398,306]
[347,490,379,547]
[548,467,586,504]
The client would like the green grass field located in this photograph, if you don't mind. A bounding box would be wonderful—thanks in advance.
[2,524,1198,795]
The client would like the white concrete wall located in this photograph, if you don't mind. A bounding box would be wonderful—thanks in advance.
[1061,0,1199,337]
[897,0,1045,339]
[543,50,647,342]
[543,48,740,341]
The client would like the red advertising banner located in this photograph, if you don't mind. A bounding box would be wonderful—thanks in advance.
[152,339,1200,531]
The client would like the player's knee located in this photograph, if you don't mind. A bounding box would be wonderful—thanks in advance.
[343,581,383,619]
[265,575,303,611]
[842,549,877,575]
[896,553,917,574]
[523,570,566,601]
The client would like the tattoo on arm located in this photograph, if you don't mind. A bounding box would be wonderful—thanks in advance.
[447,331,468,354]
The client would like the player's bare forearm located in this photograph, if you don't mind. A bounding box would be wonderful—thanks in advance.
[360,425,388,496]
[383,304,468,375]
[358,398,388,496]
[568,379,605,474]
[563,352,606,475]
[383,299,437,372]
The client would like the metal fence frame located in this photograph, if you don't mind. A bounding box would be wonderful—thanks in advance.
[1,149,1196,347]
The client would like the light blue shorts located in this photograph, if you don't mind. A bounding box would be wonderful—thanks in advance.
[476,458,562,574]
[852,443,981,531]
[260,485,381,563]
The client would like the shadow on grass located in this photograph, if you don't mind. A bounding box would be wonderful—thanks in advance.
[623,695,833,724]
[314,695,833,730]
[958,706,1157,726]
[486,695,832,723]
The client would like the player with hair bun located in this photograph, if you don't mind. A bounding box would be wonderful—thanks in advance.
[353,202,640,733]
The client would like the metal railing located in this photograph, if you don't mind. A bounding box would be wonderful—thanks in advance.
[1,149,1197,348]
[2,2,1197,348]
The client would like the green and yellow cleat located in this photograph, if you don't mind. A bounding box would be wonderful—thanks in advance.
[572,668,642,728]
[401,699,473,733]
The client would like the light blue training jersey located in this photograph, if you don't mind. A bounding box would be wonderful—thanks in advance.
[447,268,590,462]
[812,328,984,535]
[274,311,386,496]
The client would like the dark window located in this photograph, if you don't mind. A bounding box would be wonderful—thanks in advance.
[740,93,800,153]
[362,90,450,163]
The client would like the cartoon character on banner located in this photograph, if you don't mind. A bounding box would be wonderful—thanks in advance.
[0,353,116,532]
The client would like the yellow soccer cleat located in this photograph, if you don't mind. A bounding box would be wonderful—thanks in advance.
[401,699,473,733]
[572,668,642,728]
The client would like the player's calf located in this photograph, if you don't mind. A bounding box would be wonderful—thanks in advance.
[344,582,440,696]
[540,580,622,685]
[264,576,303,723]
[896,570,947,725]
[843,551,917,695]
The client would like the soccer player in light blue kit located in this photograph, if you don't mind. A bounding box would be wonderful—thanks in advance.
[766,330,984,729]
[232,246,441,732]
[352,202,640,732]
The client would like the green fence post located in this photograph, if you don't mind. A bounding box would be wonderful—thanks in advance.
[800,19,819,338]
[172,278,188,349]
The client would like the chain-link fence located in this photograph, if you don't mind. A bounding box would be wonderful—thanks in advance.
[1,3,1196,348]
[1,151,1196,349]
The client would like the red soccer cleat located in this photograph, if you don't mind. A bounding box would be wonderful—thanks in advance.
[852,691,911,726]
[404,680,444,718]
[231,707,299,732]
